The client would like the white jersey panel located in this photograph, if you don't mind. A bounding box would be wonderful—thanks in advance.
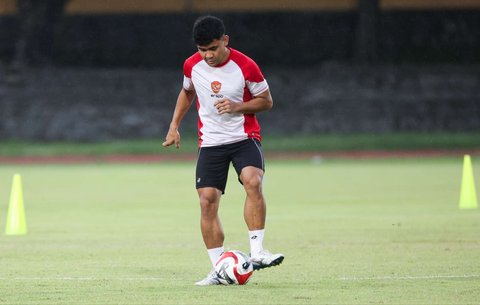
[191,60,250,147]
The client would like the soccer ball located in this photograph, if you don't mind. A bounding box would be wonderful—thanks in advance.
[215,250,253,285]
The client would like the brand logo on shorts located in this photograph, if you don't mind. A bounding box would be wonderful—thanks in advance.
[211,81,222,94]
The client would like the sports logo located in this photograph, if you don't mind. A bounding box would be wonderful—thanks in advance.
[211,81,222,94]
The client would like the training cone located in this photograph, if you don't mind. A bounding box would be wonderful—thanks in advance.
[459,155,478,210]
[5,174,27,235]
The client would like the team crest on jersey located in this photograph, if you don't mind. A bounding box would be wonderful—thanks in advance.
[211,81,222,94]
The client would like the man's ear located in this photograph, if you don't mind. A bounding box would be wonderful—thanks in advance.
[223,35,229,47]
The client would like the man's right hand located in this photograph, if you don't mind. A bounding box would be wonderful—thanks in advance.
[162,128,181,149]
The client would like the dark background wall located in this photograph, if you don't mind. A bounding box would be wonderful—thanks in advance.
[0,5,479,141]
[1,10,480,67]
[1,63,478,141]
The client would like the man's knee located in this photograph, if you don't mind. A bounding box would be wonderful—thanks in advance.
[240,167,264,192]
[198,188,221,217]
[243,175,263,190]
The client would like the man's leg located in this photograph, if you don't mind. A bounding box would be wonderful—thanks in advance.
[197,187,224,252]
[240,166,266,231]
[195,143,229,286]
[240,166,284,270]
[194,187,225,286]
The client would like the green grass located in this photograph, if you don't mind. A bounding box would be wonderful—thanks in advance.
[0,158,479,304]
[1,132,479,156]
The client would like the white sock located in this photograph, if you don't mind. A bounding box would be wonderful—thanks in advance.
[207,246,224,267]
[249,229,265,257]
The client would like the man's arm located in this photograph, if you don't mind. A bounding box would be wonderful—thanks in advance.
[162,88,196,149]
[214,89,273,115]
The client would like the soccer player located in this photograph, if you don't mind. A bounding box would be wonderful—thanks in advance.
[163,15,284,286]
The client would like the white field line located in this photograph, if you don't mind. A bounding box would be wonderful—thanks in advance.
[0,274,479,282]
[0,277,165,281]
[338,274,480,281]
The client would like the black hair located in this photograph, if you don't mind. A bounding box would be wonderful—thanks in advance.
[192,15,225,46]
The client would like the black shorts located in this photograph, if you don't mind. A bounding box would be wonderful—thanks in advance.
[195,138,265,194]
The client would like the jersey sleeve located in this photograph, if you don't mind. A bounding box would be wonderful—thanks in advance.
[246,78,269,96]
[183,76,194,91]
[244,59,269,96]
[182,55,196,91]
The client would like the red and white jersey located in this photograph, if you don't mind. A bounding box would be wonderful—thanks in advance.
[183,48,269,147]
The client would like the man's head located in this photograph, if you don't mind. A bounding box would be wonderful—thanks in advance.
[193,15,225,46]
[193,16,230,67]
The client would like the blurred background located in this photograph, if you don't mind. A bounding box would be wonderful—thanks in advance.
[0,0,479,146]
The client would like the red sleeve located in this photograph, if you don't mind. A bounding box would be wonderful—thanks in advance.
[183,53,202,78]
[229,49,265,83]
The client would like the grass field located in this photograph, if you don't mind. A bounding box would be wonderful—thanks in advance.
[0,158,479,304]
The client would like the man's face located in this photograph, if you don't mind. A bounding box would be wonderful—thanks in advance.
[197,35,229,67]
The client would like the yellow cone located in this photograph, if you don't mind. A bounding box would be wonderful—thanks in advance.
[459,155,478,210]
[5,174,27,235]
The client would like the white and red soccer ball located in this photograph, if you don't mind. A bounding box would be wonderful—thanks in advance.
[215,250,253,285]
